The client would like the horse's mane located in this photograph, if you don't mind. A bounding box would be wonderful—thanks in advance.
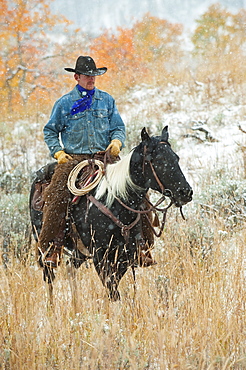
[95,152,140,207]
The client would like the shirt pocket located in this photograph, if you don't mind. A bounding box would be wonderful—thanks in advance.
[92,109,109,131]
[64,111,87,134]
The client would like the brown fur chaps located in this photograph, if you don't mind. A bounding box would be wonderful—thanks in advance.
[38,154,156,260]
[38,155,99,252]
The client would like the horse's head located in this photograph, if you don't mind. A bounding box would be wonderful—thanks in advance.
[131,126,193,207]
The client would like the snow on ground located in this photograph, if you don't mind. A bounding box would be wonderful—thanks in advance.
[1,82,245,193]
[121,83,246,192]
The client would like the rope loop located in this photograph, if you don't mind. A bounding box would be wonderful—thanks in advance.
[67,160,104,196]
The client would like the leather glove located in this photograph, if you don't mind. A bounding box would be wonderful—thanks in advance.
[54,150,73,164]
[106,139,122,157]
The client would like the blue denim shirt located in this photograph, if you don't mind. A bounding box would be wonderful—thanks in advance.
[43,86,126,157]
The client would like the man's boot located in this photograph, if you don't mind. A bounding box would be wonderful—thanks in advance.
[137,237,157,267]
[42,241,63,268]
[39,218,67,268]
[139,249,157,267]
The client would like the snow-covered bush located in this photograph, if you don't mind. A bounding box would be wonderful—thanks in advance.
[0,192,31,263]
[196,178,246,229]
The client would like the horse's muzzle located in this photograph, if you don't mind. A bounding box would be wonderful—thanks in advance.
[174,187,193,207]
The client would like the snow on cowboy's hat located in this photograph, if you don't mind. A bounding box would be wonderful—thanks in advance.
[64,56,107,76]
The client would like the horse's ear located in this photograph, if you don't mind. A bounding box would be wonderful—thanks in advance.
[141,127,150,142]
[161,126,169,141]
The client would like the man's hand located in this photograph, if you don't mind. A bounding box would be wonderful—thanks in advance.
[54,150,73,164]
[106,139,122,157]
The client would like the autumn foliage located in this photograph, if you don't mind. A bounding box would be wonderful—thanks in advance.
[0,1,245,118]
[90,14,184,95]
[192,4,246,86]
[0,0,72,117]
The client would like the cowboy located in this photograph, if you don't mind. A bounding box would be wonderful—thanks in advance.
[39,56,155,268]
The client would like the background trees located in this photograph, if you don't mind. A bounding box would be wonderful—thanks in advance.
[0,1,245,117]
[0,0,72,117]
[90,14,184,97]
[191,4,246,88]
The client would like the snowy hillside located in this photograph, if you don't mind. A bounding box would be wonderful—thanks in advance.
[119,82,246,194]
[1,82,245,193]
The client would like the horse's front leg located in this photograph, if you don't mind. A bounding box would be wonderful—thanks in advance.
[93,250,121,301]
[66,260,79,313]
[105,274,121,301]
[43,266,55,308]
[93,243,130,301]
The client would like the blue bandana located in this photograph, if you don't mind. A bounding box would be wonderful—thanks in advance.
[71,85,95,115]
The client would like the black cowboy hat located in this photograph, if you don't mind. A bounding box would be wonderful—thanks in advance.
[64,56,107,76]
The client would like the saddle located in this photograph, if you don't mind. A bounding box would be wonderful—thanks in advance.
[31,162,56,211]
[31,159,156,268]
[31,160,98,254]
[31,159,101,211]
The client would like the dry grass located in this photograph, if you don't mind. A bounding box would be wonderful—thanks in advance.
[1,209,246,370]
[1,78,246,369]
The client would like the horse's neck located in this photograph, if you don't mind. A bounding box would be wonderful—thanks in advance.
[95,152,145,208]
[129,146,148,191]
[124,184,147,208]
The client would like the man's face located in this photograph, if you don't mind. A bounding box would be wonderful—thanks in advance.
[75,74,96,90]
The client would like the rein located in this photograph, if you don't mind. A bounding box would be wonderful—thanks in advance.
[114,193,167,214]
[87,144,174,242]
[115,193,173,238]
[83,142,184,242]
[87,194,140,243]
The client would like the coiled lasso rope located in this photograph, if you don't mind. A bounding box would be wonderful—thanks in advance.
[67,160,104,196]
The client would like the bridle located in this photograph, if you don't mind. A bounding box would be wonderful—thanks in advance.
[142,141,168,194]
[87,142,183,242]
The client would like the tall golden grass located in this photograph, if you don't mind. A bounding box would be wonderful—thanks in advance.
[1,73,246,369]
[1,204,245,369]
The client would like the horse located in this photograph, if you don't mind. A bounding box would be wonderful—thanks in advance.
[29,126,193,301]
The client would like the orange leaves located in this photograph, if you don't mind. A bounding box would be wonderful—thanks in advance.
[133,13,183,73]
[2,3,244,119]
[0,0,73,117]
[191,4,246,85]
[90,14,183,95]
[0,8,186,115]
[91,27,135,68]
[192,4,246,55]
[90,27,138,94]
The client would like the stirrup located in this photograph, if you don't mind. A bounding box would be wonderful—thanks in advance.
[136,237,157,267]
[139,251,157,267]
[40,242,63,268]
[43,252,61,268]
